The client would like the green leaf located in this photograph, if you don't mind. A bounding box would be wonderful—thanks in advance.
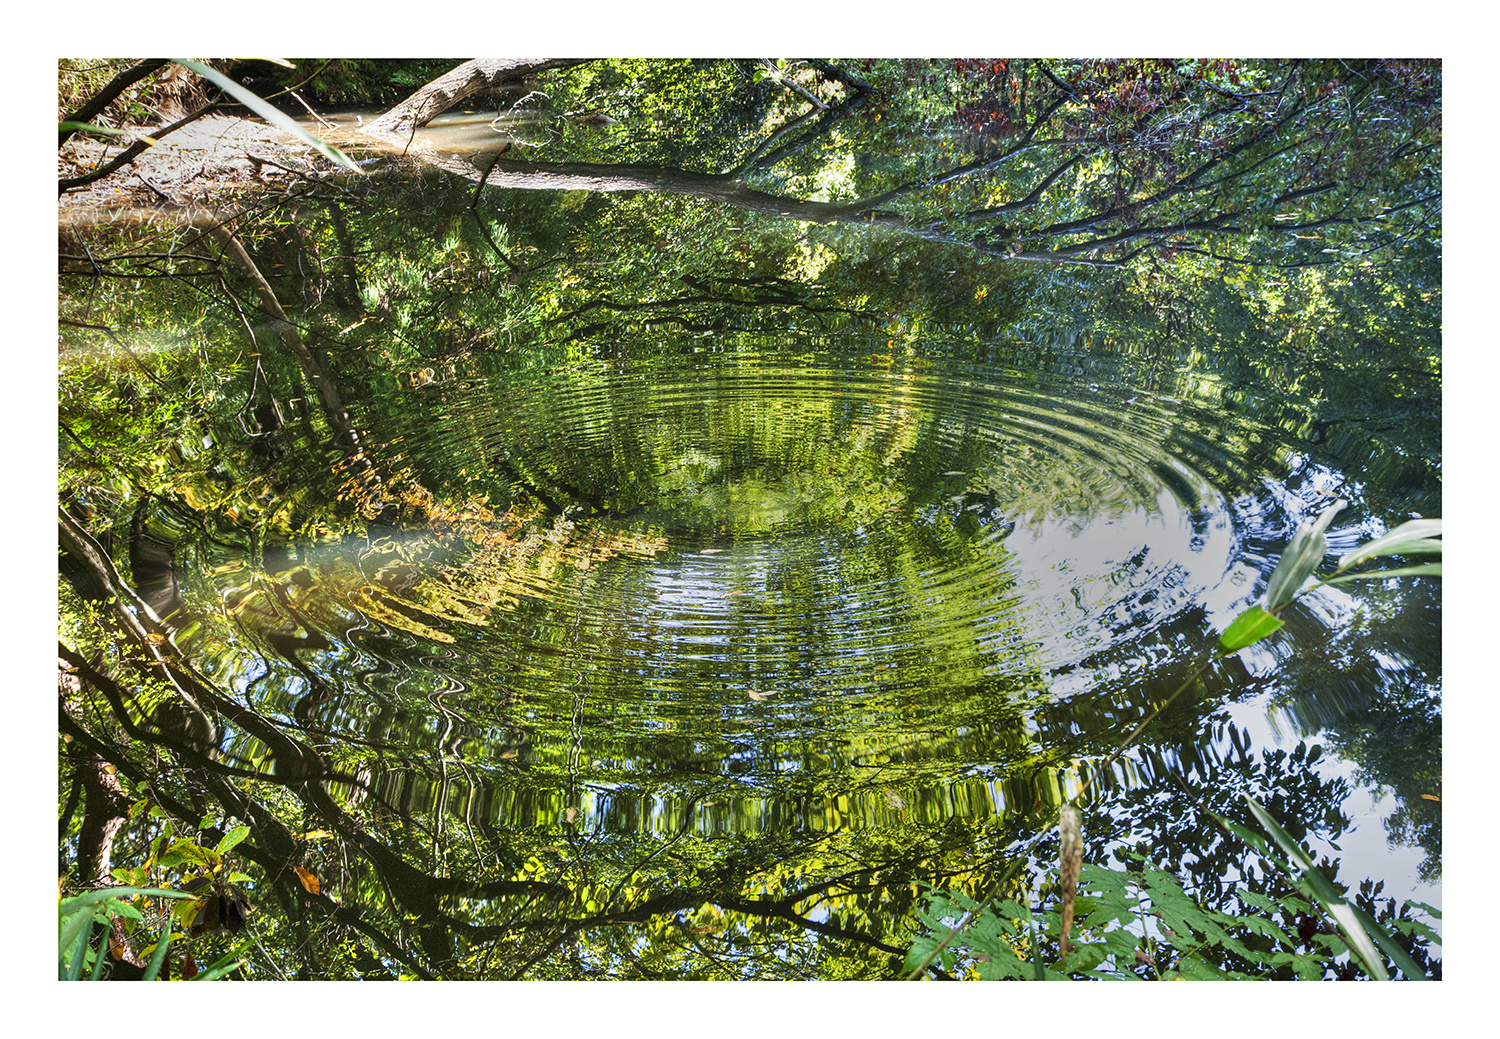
[1321,563,1442,585]
[59,121,141,140]
[62,918,93,980]
[902,937,940,976]
[60,886,192,966]
[97,897,143,922]
[1265,499,1345,610]
[88,937,110,980]
[172,59,362,172]
[1336,518,1441,571]
[60,886,189,918]
[1176,955,1229,979]
[1220,605,1285,652]
[190,958,247,981]
[216,825,251,855]
[141,917,174,981]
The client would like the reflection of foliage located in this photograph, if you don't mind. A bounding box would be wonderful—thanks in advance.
[1085,736,1352,908]
[59,58,1438,981]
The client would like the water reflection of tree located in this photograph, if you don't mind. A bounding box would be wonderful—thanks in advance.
[59,60,1440,979]
[64,595,1435,980]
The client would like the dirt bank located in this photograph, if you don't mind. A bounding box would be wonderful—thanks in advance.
[58,115,361,225]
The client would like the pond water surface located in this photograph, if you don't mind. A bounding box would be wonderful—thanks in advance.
[58,106,1441,979]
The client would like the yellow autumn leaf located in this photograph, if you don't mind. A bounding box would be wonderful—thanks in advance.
[293,866,320,895]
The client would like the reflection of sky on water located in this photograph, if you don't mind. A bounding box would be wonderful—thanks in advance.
[1225,693,1441,946]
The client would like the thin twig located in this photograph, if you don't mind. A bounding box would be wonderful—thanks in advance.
[290,90,336,131]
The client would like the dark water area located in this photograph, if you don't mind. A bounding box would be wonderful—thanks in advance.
[58,72,1441,979]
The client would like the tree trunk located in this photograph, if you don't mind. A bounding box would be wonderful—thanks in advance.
[361,59,591,137]
[207,224,393,515]
[460,155,905,227]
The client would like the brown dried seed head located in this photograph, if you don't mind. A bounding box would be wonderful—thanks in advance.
[1059,805,1083,955]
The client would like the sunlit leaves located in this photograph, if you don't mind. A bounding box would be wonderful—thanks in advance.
[216,825,251,856]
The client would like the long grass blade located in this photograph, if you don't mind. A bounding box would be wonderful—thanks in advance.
[141,917,175,981]
[1321,563,1442,585]
[1243,795,1388,979]
[64,921,92,981]
[190,958,247,981]
[197,941,253,978]
[88,933,111,981]
[59,886,189,915]
[1336,519,1441,571]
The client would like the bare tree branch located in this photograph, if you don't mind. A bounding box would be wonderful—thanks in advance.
[360,59,592,136]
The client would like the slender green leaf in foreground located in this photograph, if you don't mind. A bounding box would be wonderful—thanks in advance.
[1336,519,1442,572]
[59,886,191,966]
[63,922,91,980]
[141,917,175,981]
[1321,563,1442,585]
[173,59,362,172]
[1265,499,1345,611]
[1242,795,1427,980]
[58,121,145,140]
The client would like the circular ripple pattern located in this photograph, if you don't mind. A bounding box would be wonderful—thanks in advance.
[362,351,1259,728]
[166,341,1432,836]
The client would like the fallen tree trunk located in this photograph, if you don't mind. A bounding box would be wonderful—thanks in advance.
[360,59,591,137]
